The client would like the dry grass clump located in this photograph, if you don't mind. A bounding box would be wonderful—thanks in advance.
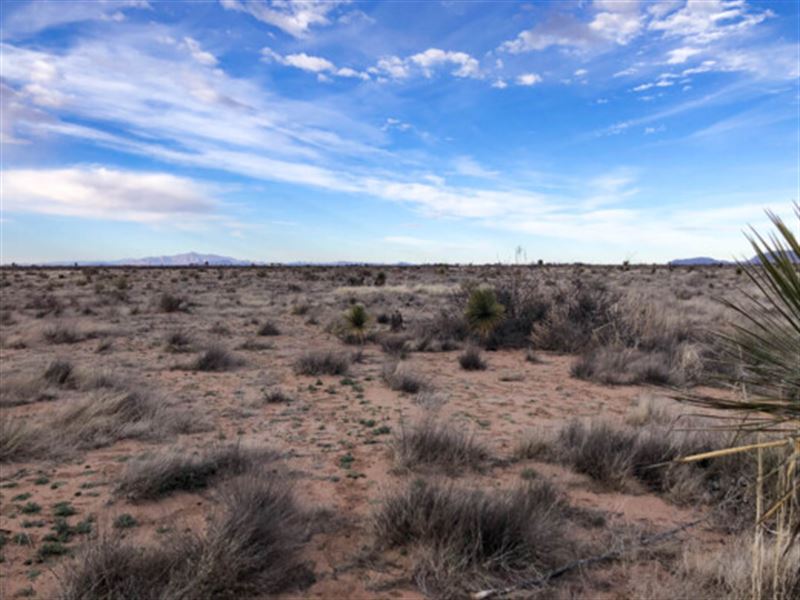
[261,388,294,404]
[257,321,281,336]
[158,292,187,313]
[190,346,243,372]
[638,537,800,600]
[42,322,83,344]
[529,281,702,386]
[43,360,75,387]
[51,388,205,452]
[458,346,487,371]
[165,330,193,353]
[519,418,773,531]
[531,279,617,353]
[60,473,312,599]
[116,444,279,501]
[373,478,573,598]
[379,333,412,358]
[293,350,350,376]
[393,419,488,472]
[0,415,43,463]
[382,361,430,394]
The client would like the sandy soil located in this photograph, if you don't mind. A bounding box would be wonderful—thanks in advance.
[0,265,741,599]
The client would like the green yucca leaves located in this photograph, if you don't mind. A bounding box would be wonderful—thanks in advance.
[465,288,505,339]
[344,304,370,341]
[720,205,800,406]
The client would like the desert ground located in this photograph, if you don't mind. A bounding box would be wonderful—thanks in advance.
[0,264,783,599]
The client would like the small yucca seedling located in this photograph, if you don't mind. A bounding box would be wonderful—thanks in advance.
[465,288,505,340]
[344,304,370,342]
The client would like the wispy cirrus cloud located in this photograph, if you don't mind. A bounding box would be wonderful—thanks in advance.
[219,0,349,38]
[4,166,217,223]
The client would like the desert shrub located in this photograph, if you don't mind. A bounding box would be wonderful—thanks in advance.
[261,388,294,404]
[158,292,186,313]
[393,419,488,471]
[43,360,75,387]
[373,478,573,598]
[465,288,505,340]
[639,537,800,600]
[60,473,311,599]
[26,293,63,317]
[382,362,429,394]
[116,445,278,501]
[190,346,243,372]
[571,347,673,385]
[379,333,411,358]
[458,346,486,371]
[257,321,281,336]
[52,388,205,451]
[43,323,82,344]
[293,351,350,376]
[165,330,192,353]
[521,418,774,531]
[0,416,42,463]
[485,274,549,349]
[531,279,617,353]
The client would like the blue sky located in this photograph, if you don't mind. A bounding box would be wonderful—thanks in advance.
[1,0,798,264]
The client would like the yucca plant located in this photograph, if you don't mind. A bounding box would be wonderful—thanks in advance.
[678,204,800,590]
[465,288,505,340]
[343,304,370,343]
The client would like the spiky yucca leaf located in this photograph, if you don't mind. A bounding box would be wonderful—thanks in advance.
[678,204,800,541]
[717,205,800,404]
[465,288,505,339]
[343,304,370,342]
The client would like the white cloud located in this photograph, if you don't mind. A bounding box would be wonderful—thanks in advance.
[452,156,498,179]
[4,167,216,223]
[261,47,369,80]
[370,49,482,81]
[492,79,508,89]
[2,0,149,38]
[219,0,348,38]
[589,8,643,45]
[409,48,481,78]
[574,68,589,77]
[183,37,218,66]
[649,0,773,44]
[516,73,542,86]
[666,46,701,64]
[284,52,335,73]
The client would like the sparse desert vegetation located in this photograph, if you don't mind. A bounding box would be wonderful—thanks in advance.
[0,259,796,598]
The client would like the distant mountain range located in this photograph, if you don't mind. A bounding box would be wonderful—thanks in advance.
[668,257,730,266]
[35,252,414,267]
[670,251,799,266]
[44,252,258,267]
[10,250,797,268]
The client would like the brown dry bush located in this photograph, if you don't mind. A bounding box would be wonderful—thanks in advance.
[382,361,429,394]
[373,478,574,599]
[190,346,243,372]
[0,415,43,462]
[42,322,83,344]
[257,321,281,336]
[393,419,488,472]
[458,346,487,371]
[518,418,777,532]
[293,350,350,376]
[637,537,800,600]
[158,292,187,313]
[49,388,206,453]
[60,473,312,600]
[116,444,279,501]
